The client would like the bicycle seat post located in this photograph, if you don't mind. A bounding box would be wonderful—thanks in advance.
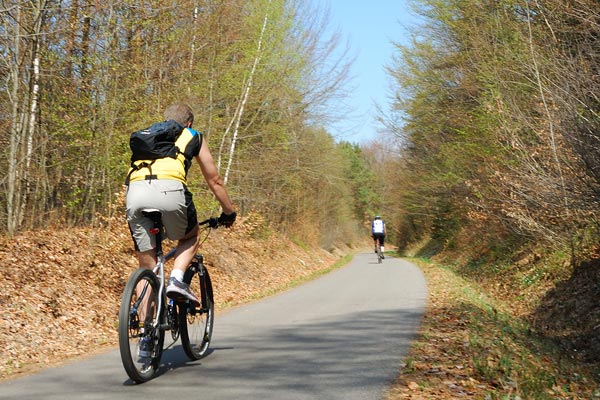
[153,218,163,259]
[142,209,164,258]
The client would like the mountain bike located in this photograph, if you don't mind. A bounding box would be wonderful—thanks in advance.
[376,238,383,264]
[118,210,218,383]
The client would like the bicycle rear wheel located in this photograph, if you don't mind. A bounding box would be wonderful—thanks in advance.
[377,244,383,263]
[179,262,214,360]
[118,268,165,383]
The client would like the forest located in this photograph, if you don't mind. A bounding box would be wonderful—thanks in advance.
[3,0,600,265]
[385,0,600,265]
[1,0,383,248]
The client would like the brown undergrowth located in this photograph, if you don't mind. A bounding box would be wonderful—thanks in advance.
[4,208,600,398]
[386,246,600,399]
[0,211,347,381]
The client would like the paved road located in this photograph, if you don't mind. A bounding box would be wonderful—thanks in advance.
[0,252,427,400]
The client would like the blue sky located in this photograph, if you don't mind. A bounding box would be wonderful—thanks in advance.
[323,0,415,144]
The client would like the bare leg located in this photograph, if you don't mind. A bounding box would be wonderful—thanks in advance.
[137,249,157,269]
[172,224,199,275]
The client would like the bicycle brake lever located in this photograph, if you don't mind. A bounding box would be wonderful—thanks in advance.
[208,217,219,229]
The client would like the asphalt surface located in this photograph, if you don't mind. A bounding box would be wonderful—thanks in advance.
[0,252,427,400]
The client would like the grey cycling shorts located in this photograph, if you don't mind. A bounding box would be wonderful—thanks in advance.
[126,180,198,252]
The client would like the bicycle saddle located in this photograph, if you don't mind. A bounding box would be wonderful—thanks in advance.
[141,209,162,221]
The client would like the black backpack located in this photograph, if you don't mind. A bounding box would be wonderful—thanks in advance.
[126,119,184,183]
[130,119,184,162]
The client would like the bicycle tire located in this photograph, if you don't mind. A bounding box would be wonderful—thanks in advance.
[118,268,165,383]
[179,263,214,360]
[377,244,383,263]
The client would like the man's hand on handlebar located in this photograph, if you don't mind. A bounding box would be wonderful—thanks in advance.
[217,211,237,228]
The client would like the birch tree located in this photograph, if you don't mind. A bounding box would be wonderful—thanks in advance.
[220,8,270,184]
[3,1,48,236]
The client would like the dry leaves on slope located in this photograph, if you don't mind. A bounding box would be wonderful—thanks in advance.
[0,212,342,380]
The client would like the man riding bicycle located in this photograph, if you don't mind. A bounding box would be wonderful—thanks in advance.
[371,215,386,259]
[126,103,236,306]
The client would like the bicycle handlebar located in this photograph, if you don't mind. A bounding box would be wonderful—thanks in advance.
[200,212,236,228]
[199,217,220,228]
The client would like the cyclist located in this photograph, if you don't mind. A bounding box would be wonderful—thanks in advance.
[371,215,386,259]
[126,103,236,306]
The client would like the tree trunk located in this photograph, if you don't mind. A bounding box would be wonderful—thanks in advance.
[223,11,269,184]
[7,4,23,237]
[16,0,48,229]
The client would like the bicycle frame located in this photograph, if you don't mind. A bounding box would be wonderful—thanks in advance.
[119,211,218,383]
[142,212,213,334]
[374,237,383,263]
[146,221,178,334]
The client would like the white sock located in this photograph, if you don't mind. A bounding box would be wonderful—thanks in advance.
[170,269,184,281]
[381,246,385,252]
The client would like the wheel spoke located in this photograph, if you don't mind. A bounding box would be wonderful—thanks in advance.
[118,268,165,383]
[180,267,214,360]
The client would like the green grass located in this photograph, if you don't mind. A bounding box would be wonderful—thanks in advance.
[388,257,599,399]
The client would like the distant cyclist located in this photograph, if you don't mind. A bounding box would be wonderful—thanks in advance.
[371,215,386,259]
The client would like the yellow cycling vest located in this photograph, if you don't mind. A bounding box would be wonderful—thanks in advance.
[127,127,202,184]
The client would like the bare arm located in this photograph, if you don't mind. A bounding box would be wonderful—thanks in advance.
[195,141,235,215]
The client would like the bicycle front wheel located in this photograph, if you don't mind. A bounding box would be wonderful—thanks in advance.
[118,268,165,383]
[179,264,214,360]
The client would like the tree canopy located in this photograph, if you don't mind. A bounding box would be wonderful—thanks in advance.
[382,0,600,262]
[0,0,377,248]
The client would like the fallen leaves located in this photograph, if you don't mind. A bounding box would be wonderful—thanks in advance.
[0,212,341,380]
[385,259,599,400]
